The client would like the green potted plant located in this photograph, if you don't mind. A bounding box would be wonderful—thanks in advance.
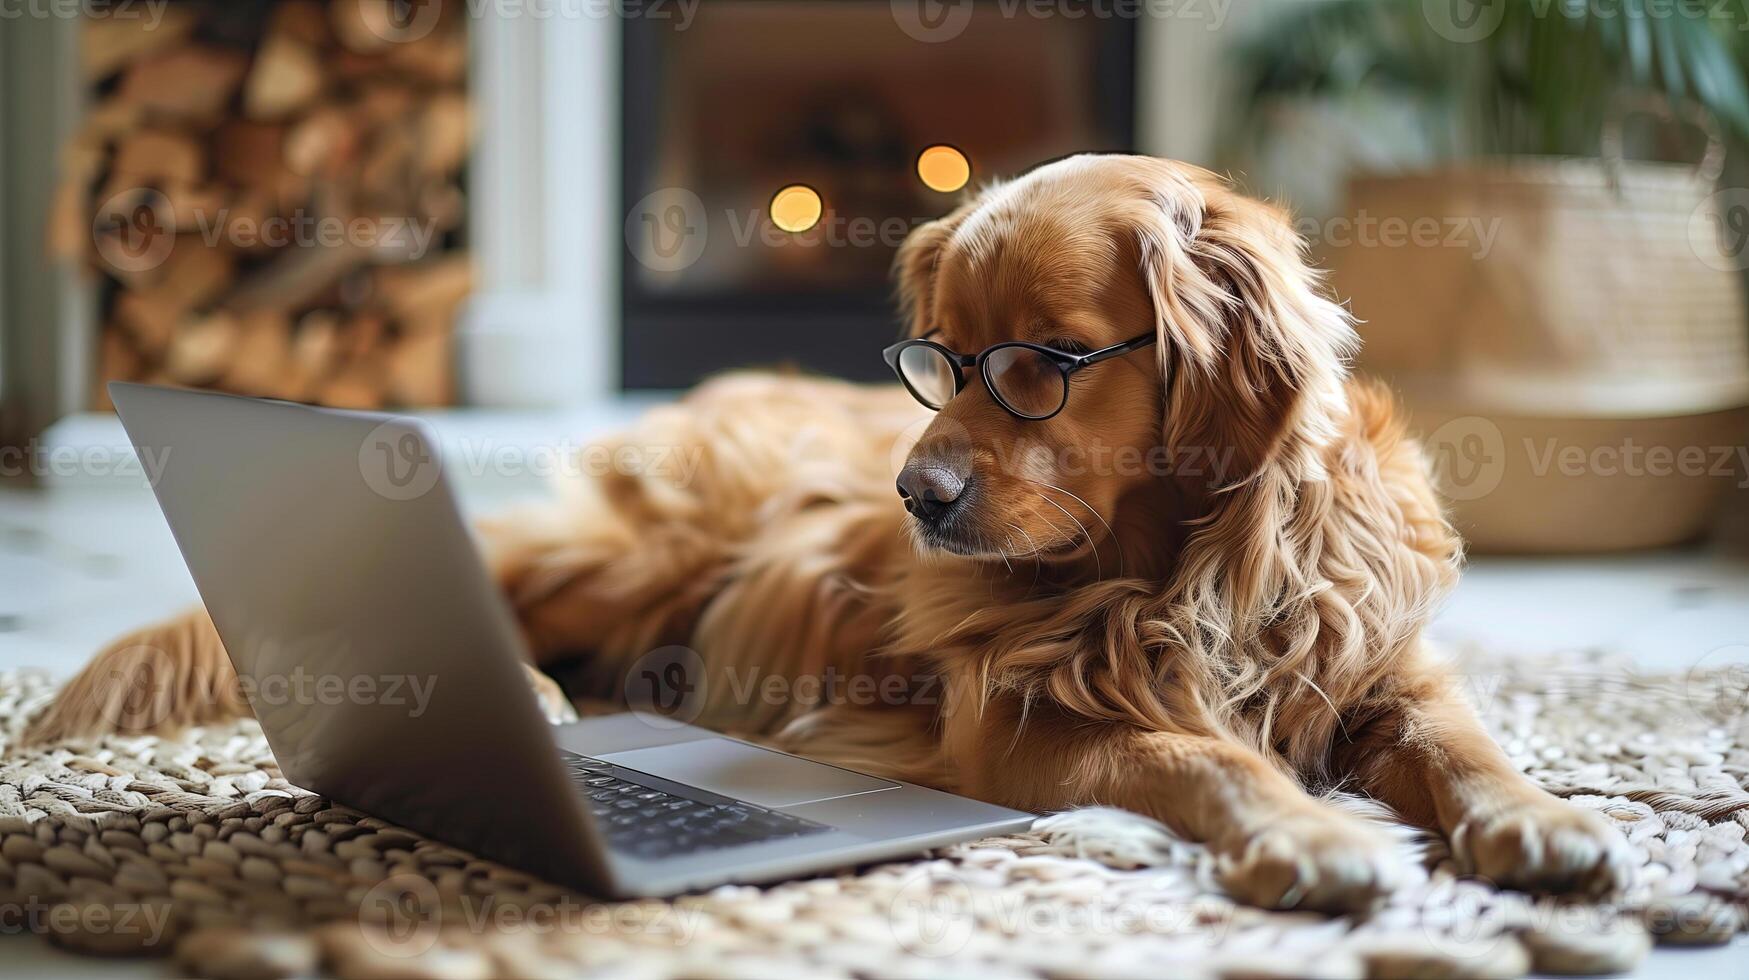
[1227,0,1749,552]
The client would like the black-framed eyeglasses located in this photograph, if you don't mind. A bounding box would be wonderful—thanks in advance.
[883,332,1157,420]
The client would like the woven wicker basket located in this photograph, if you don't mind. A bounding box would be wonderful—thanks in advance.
[1330,117,1749,552]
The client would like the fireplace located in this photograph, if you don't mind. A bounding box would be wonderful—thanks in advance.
[3,0,1144,448]
[620,0,1137,390]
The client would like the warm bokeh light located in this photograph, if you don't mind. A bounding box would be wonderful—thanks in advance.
[917,145,970,193]
[769,184,823,233]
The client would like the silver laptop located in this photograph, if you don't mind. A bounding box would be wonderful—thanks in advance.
[109,382,1032,897]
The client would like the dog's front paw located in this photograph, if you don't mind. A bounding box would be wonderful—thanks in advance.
[1452,796,1631,897]
[1217,812,1407,914]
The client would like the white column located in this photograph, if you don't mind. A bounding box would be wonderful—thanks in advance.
[461,10,620,408]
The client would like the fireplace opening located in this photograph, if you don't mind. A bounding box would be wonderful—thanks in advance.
[621,0,1136,390]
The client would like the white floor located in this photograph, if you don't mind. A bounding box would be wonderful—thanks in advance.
[2,476,1748,977]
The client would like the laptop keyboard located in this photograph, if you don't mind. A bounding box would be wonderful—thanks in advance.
[562,752,830,861]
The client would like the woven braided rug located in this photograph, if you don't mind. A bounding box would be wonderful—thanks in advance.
[0,651,1745,979]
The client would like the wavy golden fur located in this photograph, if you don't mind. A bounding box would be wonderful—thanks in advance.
[31,155,1629,912]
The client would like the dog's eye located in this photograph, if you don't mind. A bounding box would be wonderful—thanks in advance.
[1046,338,1091,356]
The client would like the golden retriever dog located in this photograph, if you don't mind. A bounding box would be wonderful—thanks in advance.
[29,155,1629,912]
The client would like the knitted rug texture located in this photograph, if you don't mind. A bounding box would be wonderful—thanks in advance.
[0,649,1745,979]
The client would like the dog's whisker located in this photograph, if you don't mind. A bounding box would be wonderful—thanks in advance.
[1034,490,1100,579]
[1006,520,1045,594]
[1034,480,1125,577]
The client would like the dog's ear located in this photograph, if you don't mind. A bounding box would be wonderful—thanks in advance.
[893,199,978,336]
[1135,172,1357,485]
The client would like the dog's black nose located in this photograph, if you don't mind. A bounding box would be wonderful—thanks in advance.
[896,465,966,522]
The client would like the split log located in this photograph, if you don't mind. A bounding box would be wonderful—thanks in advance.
[285,108,361,178]
[114,291,179,355]
[354,83,417,124]
[385,329,452,406]
[356,125,418,205]
[228,239,366,313]
[82,6,198,82]
[418,93,470,179]
[77,101,146,145]
[329,0,397,54]
[268,2,335,49]
[342,313,387,363]
[384,32,467,85]
[161,243,238,307]
[112,130,205,184]
[166,312,241,385]
[318,354,388,410]
[417,180,465,234]
[116,46,249,120]
[93,330,143,410]
[213,121,287,187]
[219,311,299,399]
[245,35,324,119]
[113,243,237,352]
[294,311,343,386]
[373,256,471,323]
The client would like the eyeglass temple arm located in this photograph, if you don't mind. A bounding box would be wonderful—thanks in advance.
[1080,332,1158,365]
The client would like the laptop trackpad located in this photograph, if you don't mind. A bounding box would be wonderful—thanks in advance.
[598,738,899,808]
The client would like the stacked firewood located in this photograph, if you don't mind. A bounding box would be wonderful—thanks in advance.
[51,0,470,410]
